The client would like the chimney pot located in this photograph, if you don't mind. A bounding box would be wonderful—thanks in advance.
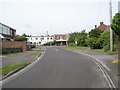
[100,22,103,25]
[95,25,97,29]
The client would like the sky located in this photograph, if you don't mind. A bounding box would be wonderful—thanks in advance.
[0,0,119,36]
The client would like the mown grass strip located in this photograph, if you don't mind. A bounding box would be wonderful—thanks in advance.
[116,74,120,76]
[28,52,40,56]
[0,62,27,76]
[112,59,120,63]
[107,52,118,55]
[2,53,19,56]
[90,49,118,55]
[90,49,104,53]
[64,46,88,50]
[34,50,44,52]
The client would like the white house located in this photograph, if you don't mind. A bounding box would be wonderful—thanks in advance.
[27,36,54,46]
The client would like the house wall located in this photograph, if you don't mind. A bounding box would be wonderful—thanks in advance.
[0,22,16,39]
[1,41,29,52]
[27,36,54,46]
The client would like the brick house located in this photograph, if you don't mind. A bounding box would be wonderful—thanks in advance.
[95,22,110,32]
[0,22,30,52]
[0,22,16,41]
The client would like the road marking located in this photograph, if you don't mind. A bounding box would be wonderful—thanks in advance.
[67,49,116,89]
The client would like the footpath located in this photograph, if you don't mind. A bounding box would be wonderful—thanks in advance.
[68,49,119,88]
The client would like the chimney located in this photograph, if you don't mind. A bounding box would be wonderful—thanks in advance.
[95,25,97,29]
[100,22,103,25]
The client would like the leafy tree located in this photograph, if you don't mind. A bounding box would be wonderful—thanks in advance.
[68,30,88,47]
[86,37,102,49]
[98,32,110,51]
[22,33,30,37]
[87,29,104,49]
[14,36,27,41]
[89,29,104,38]
[111,13,120,61]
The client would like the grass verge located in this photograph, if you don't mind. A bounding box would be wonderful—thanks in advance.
[90,49,104,53]
[90,49,118,55]
[64,46,88,50]
[34,50,44,52]
[28,52,40,56]
[116,74,120,76]
[1,53,19,56]
[112,59,120,63]
[106,52,118,55]
[0,62,27,76]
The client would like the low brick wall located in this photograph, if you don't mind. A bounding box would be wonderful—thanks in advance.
[1,41,30,52]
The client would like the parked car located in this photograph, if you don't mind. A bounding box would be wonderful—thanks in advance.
[31,45,36,48]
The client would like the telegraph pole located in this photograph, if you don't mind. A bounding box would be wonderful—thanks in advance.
[109,0,113,52]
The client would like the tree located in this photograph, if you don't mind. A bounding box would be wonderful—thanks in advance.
[87,29,104,49]
[22,33,30,37]
[14,36,27,41]
[68,30,88,47]
[98,32,110,51]
[89,29,104,38]
[111,13,120,61]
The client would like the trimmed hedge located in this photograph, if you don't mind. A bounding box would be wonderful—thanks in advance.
[1,48,22,54]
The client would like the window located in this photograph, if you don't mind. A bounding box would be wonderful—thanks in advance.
[3,26,7,34]
[36,38,38,40]
[31,38,32,40]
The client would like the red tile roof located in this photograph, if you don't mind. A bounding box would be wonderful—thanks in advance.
[97,22,110,32]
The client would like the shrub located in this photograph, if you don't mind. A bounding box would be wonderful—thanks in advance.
[2,48,22,54]
[14,36,27,41]
[104,45,110,52]
[68,43,76,47]
[113,44,118,51]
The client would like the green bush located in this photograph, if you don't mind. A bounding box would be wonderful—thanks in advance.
[68,43,76,47]
[104,45,110,52]
[14,36,27,41]
[113,44,118,51]
[2,48,22,54]
[86,37,102,49]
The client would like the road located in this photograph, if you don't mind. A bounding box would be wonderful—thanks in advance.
[3,47,108,88]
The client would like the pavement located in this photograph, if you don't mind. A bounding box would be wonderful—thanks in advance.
[68,48,119,88]
[0,48,43,79]
[2,50,40,67]
[2,46,115,88]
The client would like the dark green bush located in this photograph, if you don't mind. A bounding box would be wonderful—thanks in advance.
[68,43,76,47]
[2,48,22,54]
[113,44,118,51]
[104,45,110,52]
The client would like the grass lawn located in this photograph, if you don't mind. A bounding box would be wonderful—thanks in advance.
[112,59,120,63]
[0,62,27,76]
[64,46,88,50]
[90,49,104,53]
[1,53,19,56]
[106,51,118,55]
[90,49,118,55]
[34,50,44,52]
[117,74,120,76]
[28,52,40,56]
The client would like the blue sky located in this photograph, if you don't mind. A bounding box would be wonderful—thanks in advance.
[0,0,119,36]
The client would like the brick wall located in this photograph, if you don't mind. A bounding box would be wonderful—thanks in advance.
[1,41,29,52]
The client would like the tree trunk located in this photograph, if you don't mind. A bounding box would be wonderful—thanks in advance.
[118,35,120,61]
